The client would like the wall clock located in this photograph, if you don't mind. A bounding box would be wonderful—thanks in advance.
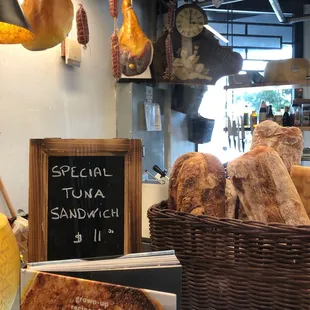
[175,4,208,38]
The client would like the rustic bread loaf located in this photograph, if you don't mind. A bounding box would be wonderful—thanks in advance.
[168,152,198,210]
[169,152,226,216]
[251,120,303,172]
[236,200,248,221]
[225,179,237,219]
[291,165,310,218]
[227,146,310,225]
[225,179,248,220]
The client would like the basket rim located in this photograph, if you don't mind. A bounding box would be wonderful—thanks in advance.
[148,201,310,233]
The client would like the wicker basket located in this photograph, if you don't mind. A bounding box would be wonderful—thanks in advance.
[148,201,310,310]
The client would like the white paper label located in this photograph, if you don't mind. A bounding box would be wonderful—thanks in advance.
[144,102,162,131]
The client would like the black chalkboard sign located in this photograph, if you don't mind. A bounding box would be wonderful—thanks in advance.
[47,156,125,261]
[29,139,142,262]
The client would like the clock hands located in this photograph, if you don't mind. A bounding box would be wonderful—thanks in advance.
[176,5,206,37]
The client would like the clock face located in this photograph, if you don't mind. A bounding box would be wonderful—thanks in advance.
[175,5,207,38]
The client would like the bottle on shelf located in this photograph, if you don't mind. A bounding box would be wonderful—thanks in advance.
[243,104,250,127]
[266,105,275,121]
[289,105,295,126]
[275,109,282,125]
[259,100,267,123]
[302,104,310,127]
[294,106,302,126]
[250,110,258,130]
[282,106,290,127]
[295,88,303,99]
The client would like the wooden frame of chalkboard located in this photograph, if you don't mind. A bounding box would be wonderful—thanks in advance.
[28,139,142,262]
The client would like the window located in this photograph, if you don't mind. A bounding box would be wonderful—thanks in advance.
[198,14,294,162]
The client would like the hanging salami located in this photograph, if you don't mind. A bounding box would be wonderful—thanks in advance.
[167,1,176,30]
[76,4,89,47]
[110,0,118,19]
[111,31,121,80]
[164,1,176,80]
[164,34,173,79]
[110,0,121,80]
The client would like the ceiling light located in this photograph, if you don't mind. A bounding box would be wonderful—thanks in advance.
[0,0,33,44]
[204,25,229,44]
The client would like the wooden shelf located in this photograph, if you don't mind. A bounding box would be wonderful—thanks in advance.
[223,126,310,131]
[224,81,310,90]
[293,99,310,106]
[300,127,310,131]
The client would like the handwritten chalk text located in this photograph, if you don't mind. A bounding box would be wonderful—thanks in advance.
[51,207,119,220]
[52,165,113,178]
[62,187,105,199]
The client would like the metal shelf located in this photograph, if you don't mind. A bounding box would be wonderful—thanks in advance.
[224,81,309,90]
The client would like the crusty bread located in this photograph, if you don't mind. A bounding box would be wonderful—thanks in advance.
[225,179,237,219]
[168,152,198,210]
[251,120,303,172]
[227,146,310,225]
[236,200,248,221]
[225,180,248,220]
[169,152,226,216]
[291,165,310,218]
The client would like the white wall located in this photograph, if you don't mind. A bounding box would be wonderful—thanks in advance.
[0,0,116,215]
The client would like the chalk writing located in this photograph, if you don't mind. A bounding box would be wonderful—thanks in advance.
[52,166,113,178]
[48,156,125,260]
[94,229,101,243]
[74,233,83,244]
[51,208,120,220]
[62,187,106,199]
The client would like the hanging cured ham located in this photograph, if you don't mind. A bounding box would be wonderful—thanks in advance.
[119,0,153,76]
[22,0,74,51]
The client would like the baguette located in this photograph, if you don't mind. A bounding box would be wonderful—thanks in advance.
[227,146,310,225]
[251,120,303,172]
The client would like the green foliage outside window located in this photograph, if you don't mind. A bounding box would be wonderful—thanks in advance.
[235,89,292,112]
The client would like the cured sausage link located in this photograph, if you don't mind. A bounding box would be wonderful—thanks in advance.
[111,31,121,79]
[76,4,89,46]
[110,0,118,19]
